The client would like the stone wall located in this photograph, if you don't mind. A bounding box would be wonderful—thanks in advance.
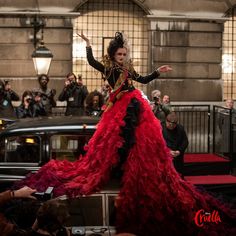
[0,17,72,100]
[0,16,226,101]
[148,20,224,101]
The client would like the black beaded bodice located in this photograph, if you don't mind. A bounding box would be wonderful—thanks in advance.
[86,46,159,90]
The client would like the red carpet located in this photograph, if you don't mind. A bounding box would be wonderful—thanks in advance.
[183,153,231,176]
[185,175,236,185]
[184,153,230,163]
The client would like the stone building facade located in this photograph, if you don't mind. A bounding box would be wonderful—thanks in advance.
[0,0,234,101]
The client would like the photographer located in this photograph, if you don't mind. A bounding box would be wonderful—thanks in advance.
[58,73,88,116]
[151,89,171,123]
[33,74,56,116]
[15,90,46,119]
[0,80,19,119]
[0,186,71,236]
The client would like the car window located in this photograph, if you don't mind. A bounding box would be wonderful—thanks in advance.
[0,135,41,163]
[50,134,92,162]
[0,138,4,161]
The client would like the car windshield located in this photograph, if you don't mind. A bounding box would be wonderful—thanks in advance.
[0,135,41,163]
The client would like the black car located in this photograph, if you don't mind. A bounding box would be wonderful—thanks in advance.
[0,116,119,232]
[0,116,99,188]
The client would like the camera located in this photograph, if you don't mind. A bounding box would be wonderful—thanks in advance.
[25,96,34,105]
[4,79,10,85]
[70,81,77,89]
[153,96,161,104]
[32,186,54,201]
[71,226,86,235]
[26,97,33,103]
[50,89,56,97]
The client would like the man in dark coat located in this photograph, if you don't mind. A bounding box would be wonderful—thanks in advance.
[58,73,88,116]
[162,112,188,177]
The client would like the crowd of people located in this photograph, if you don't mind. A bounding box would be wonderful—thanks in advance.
[0,72,175,122]
[1,76,234,121]
[0,186,70,236]
[0,73,106,119]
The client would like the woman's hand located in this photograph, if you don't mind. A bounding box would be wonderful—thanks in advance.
[13,186,37,199]
[77,30,91,47]
[157,65,172,73]
[24,96,30,109]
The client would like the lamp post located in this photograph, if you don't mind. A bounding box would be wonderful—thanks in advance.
[31,19,53,75]
[32,40,53,75]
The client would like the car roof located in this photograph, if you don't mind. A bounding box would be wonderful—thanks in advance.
[0,116,100,135]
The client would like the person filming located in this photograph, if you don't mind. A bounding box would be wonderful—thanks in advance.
[15,91,46,119]
[58,73,88,116]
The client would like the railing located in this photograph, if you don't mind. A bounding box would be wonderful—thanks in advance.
[51,106,67,116]
[213,105,236,160]
[1,104,212,153]
[172,105,211,153]
[42,104,213,153]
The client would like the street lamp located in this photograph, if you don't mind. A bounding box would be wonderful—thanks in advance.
[32,40,53,75]
[31,17,53,75]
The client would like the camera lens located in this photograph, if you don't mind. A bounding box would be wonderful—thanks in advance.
[26,96,33,103]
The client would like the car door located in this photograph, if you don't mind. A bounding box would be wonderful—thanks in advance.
[0,133,43,188]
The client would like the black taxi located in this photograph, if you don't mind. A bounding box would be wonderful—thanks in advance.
[0,116,99,189]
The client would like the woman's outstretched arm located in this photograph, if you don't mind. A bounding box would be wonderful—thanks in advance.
[77,31,105,74]
[133,65,172,84]
[77,31,91,47]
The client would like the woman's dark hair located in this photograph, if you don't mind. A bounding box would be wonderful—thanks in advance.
[107,32,125,60]
[0,80,5,95]
[21,90,33,103]
[2,199,41,230]
[85,90,104,109]
[36,199,70,235]
[38,74,49,82]
[66,72,77,80]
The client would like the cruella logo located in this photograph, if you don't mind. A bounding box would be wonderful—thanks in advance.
[194,209,222,227]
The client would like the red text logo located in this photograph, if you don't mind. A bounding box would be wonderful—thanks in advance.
[194,209,222,227]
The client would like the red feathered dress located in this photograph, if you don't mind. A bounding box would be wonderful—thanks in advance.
[16,48,236,236]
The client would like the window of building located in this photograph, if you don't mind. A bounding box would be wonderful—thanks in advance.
[223,7,236,100]
[72,0,149,93]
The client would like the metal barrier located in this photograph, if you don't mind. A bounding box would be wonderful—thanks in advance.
[213,105,236,160]
[12,104,211,153]
[52,106,66,116]
[172,105,211,153]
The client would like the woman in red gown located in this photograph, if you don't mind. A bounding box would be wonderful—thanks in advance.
[17,32,235,236]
